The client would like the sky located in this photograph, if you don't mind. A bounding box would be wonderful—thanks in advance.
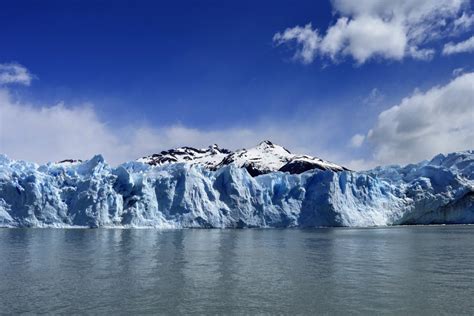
[0,0,473,169]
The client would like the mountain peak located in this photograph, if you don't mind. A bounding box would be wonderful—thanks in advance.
[258,140,274,147]
[138,141,347,176]
[208,144,229,153]
[137,144,230,167]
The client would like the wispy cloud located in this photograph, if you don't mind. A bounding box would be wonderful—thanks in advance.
[0,63,34,86]
[274,0,473,64]
[443,36,474,55]
[273,24,320,64]
[349,134,365,148]
[362,88,385,107]
[454,12,474,31]
[452,67,465,76]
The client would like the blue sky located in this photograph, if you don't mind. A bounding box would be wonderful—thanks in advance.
[0,0,473,168]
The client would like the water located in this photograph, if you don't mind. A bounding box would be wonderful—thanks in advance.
[1,226,473,314]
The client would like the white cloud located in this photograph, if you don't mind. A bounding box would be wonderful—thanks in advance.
[273,24,320,64]
[408,47,435,61]
[0,88,354,166]
[454,12,474,30]
[274,0,473,64]
[323,15,406,64]
[363,88,385,107]
[349,134,365,148]
[365,72,474,165]
[452,67,465,76]
[442,35,474,55]
[0,90,127,164]
[3,64,471,171]
[4,72,471,170]
[0,63,34,86]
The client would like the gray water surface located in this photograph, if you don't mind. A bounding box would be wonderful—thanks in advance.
[1,226,473,314]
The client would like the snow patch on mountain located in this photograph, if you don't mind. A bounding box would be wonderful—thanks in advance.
[215,140,294,176]
[139,140,348,176]
[137,144,231,168]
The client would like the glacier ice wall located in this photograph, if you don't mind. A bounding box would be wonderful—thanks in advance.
[0,151,473,228]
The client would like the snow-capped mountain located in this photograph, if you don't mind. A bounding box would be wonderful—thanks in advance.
[215,140,294,176]
[138,140,347,176]
[137,144,231,168]
[0,150,473,228]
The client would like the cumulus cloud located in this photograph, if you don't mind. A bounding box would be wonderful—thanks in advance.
[3,73,471,170]
[3,64,470,171]
[274,0,473,64]
[443,35,474,55]
[0,63,34,86]
[365,72,474,165]
[0,90,128,164]
[323,15,406,64]
[0,88,353,166]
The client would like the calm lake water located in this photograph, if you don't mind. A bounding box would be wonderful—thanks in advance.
[1,226,474,314]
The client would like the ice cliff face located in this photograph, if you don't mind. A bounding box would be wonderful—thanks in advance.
[0,150,473,228]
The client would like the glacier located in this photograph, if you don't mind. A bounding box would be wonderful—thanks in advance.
[0,150,473,228]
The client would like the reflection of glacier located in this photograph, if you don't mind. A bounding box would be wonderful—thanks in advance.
[0,151,473,228]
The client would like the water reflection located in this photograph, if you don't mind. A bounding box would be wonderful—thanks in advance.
[0,227,474,314]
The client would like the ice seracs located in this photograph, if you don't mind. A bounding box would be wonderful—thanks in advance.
[0,150,473,228]
[138,140,348,176]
